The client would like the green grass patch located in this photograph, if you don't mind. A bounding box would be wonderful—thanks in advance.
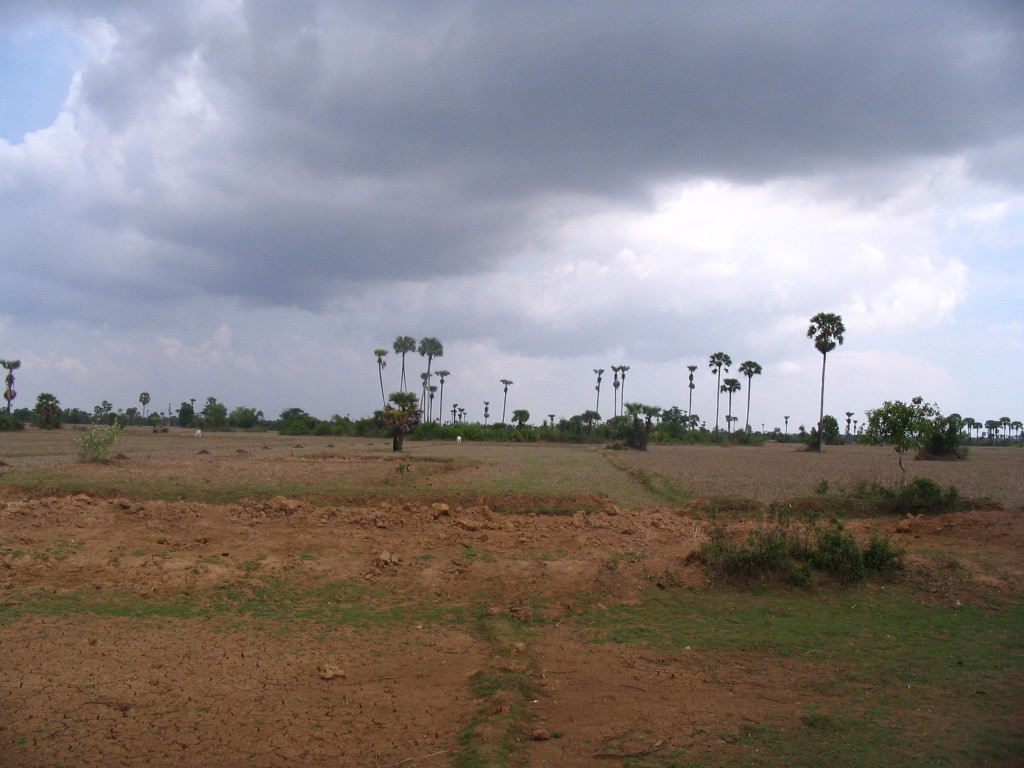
[580,586,1024,767]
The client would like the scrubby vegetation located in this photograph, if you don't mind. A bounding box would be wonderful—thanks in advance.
[702,509,905,587]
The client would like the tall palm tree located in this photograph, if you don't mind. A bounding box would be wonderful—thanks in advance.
[392,336,416,392]
[428,385,437,421]
[737,360,762,433]
[686,365,698,423]
[417,337,443,413]
[618,365,630,417]
[139,392,151,421]
[593,368,604,416]
[807,312,846,452]
[609,367,620,416]
[1,359,21,414]
[844,411,854,438]
[373,349,389,408]
[999,416,1011,441]
[419,372,431,421]
[500,379,513,424]
[708,352,732,435]
[483,401,490,427]
[435,370,450,424]
[721,378,741,438]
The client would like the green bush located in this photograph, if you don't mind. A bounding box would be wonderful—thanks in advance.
[74,422,122,463]
[701,513,904,587]
[0,413,25,431]
[891,477,960,516]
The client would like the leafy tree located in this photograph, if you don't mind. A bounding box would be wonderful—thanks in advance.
[392,336,416,392]
[201,397,227,428]
[500,379,513,423]
[1,358,21,414]
[593,368,604,417]
[720,378,741,437]
[512,409,530,428]
[229,406,262,429]
[686,365,698,424]
[279,407,318,434]
[807,414,841,449]
[380,391,420,451]
[373,349,389,408]
[435,370,450,424]
[708,352,732,434]
[807,312,846,452]
[125,406,139,426]
[177,401,195,428]
[138,392,151,420]
[34,392,61,429]
[865,397,938,484]
[737,360,762,432]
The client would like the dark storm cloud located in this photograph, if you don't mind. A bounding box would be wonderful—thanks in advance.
[3,0,1023,315]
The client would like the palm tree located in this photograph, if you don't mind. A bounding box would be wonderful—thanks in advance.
[451,403,458,424]
[435,370,450,424]
[381,391,420,452]
[139,392,151,421]
[610,366,621,417]
[962,417,976,442]
[483,401,490,427]
[737,360,762,433]
[35,392,61,429]
[1,359,21,414]
[392,336,416,392]
[807,312,846,452]
[708,352,732,434]
[417,337,443,413]
[458,407,466,423]
[593,368,604,416]
[999,416,1011,441]
[419,372,431,421]
[500,379,513,424]
[618,365,630,416]
[844,411,854,439]
[428,385,437,421]
[686,365,698,424]
[721,378,741,438]
[373,350,389,408]
[784,415,790,436]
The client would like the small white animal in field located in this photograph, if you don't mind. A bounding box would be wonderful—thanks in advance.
[195,429,203,437]
[456,435,462,444]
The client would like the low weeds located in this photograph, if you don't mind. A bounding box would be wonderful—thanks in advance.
[702,508,904,586]
[800,476,969,517]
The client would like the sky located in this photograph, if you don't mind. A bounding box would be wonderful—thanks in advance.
[1,1,1022,431]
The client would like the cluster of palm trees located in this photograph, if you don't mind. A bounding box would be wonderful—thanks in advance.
[375,337,517,427]
[962,416,1023,443]
[593,365,632,419]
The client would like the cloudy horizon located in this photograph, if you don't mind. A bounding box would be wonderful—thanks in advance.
[1,1,1022,430]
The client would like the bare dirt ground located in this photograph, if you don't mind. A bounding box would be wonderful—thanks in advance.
[1,433,1022,766]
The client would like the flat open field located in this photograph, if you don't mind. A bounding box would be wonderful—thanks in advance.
[1,429,1022,767]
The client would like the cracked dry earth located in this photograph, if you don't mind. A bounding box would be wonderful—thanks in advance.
[2,492,1022,767]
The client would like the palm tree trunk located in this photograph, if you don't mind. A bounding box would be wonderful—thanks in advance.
[817,352,827,452]
[744,381,752,432]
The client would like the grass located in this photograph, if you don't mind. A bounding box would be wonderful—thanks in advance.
[581,585,1024,767]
